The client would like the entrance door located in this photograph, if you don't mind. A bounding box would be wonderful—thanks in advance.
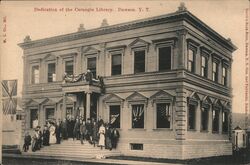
[90,94,98,120]
[66,107,74,119]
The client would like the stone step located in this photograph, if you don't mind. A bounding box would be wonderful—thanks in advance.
[23,139,122,159]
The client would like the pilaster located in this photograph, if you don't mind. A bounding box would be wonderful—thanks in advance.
[175,87,188,140]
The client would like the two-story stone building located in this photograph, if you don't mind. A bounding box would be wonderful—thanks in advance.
[19,4,237,159]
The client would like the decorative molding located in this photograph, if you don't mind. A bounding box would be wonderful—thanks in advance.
[126,91,148,107]
[149,90,175,106]
[152,37,177,50]
[129,38,150,53]
[106,45,126,58]
[103,93,124,108]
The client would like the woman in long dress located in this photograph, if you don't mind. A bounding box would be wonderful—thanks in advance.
[49,122,56,144]
[98,123,105,149]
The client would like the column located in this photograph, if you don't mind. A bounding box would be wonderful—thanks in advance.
[208,105,213,133]
[86,92,91,119]
[195,101,201,132]
[62,93,67,119]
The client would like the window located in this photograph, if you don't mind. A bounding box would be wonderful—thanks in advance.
[48,63,56,82]
[188,49,195,73]
[31,65,39,84]
[16,114,22,120]
[188,104,196,130]
[156,103,171,128]
[212,62,218,82]
[109,105,121,128]
[46,108,55,120]
[30,109,38,128]
[87,57,97,78]
[222,67,227,86]
[130,143,143,150]
[212,109,219,132]
[65,60,74,75]
[112,54,122,75]
[134,50,145,73]
[201,107,209,131]
[132,104,144,128]
[159,47,171,71]
[222,111,228,133]
[201,56,208,78]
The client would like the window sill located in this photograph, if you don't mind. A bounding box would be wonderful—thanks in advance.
[152,128,172,131]
[128,128,146,131]
[187,129,196,132]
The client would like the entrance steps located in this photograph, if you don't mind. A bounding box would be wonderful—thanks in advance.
[22,139,122,159]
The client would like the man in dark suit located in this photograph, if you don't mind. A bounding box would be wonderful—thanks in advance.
[42,125,50,146]
[55,120,62,144]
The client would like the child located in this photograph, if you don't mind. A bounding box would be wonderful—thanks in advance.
[23,132,31,152]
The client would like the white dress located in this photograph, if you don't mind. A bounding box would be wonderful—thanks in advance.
[49,125,56,144]
[98,126,106,147]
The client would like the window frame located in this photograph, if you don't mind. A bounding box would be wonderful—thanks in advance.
[201,55,208,78]
[132,48,147,74]
[155,102,172,129]
[87,56,97,78]
[31,64,40,84]
[111,53,122,76]
[64,59,74,75]
[187,47,196,73]
[200,106,209,132]
[222,109,229,133]
[47,62,56,83]
[212,61,218,82]
[212,108,220,133]
[187,99,197,131]
[158,46,172,71]
[109,105,121,129]
[222,66,228,86]
[30,108,38,129]
[131,104,145,129]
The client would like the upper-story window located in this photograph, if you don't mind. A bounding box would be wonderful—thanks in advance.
[222,67,227,86]
[87,57,96,78]
[31,65,39,84]
[212,62,219,82]
[188,49,195,73]
[201,56,208,78]
[65,60,74,75]
[134,50,145,73]
[112,54,122,76]
[48,63,56,82]
[158,47,171,71]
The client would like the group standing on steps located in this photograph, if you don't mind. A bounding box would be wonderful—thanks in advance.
[23,117,120,152]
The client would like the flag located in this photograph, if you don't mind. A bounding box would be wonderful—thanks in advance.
[1,80,17,115]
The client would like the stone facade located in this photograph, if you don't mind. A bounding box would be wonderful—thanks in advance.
[19,5,236,159]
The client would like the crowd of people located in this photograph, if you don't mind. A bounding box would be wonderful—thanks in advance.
[22,117,120,152]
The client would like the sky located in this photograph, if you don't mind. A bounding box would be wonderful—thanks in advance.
[0,0,249,113]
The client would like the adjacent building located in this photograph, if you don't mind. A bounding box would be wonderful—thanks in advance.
[19,4,237,159]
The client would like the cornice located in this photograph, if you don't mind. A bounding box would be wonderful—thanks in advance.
[18,11,236,53]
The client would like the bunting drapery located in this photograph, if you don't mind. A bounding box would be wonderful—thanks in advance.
[1,80,17,115]
[132,105,144,122]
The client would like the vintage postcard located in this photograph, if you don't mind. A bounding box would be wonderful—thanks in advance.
[0,0,249,164]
